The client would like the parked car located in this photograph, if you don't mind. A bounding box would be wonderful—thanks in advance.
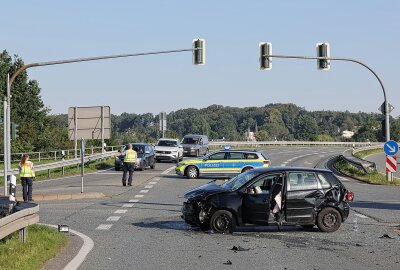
[176,149,270,179]
[181,167,353,233]
[155,138,184,163]
[181,134,209,157]
[115,143,156,171]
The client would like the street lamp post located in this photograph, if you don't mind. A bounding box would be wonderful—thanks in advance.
[3,42,205,195]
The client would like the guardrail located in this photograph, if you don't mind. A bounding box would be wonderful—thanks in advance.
[339,144,382,173]
[209,141,378,148]
[0,151,116,176]
[0,202,39,242]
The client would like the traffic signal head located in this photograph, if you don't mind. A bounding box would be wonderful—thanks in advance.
[259,42,272,70]
[11,122,19,140]
[192,39,206,65]
[316,42,330,70]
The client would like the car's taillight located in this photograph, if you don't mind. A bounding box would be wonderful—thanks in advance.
[345,191,354,202]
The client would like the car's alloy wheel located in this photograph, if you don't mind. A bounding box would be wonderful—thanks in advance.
[210,210,235,234]
[317,207,341,233]
[186,166,199,179]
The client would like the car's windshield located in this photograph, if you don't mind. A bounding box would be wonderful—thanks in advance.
[221,170,262,191]
[182,138,199,144]
[132,145,144,154]
[157,140,177,147]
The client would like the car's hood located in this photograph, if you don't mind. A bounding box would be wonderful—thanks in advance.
[155,146,178,151]
[184,182,227,200]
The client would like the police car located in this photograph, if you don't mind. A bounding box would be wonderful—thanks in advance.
[175,147,270,179]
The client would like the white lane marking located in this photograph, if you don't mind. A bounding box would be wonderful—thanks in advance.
[106,216,121,222]
[140,190,149,193]
[280,164,287,166]
[122,203,134,208]
[162,166,176,175]
[42,224,94,270]
[144,185,153,189]
[129,199,139,203]
[134,194,144,198]
[153,177,160,181]
[96,224,113,230]
[114,209,127,214]
[148,182,157,185]
[354,213,369,219]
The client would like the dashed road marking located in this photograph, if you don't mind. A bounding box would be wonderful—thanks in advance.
[153,177,160,181]
[144,185,153,189]
[114,209,127,214]
[354,213,369,219]
[129,199,139,203]
[107,216,121,222]
[162,166,176,175]
[122,203,134,208]
[134,194,144,198]
[96,224,113,230]
[140,190,149,193]
[148,181,157,185]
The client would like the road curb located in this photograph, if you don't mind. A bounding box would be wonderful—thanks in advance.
[16,192,105,202]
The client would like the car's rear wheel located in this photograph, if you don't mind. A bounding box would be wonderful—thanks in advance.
[242,167,253,173]
[210,210,236,234]
[317,207,342,233]
[186,166,199,179]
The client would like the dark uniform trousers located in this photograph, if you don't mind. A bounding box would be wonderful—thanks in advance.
[21,177,33,201]
[122,162,135,186]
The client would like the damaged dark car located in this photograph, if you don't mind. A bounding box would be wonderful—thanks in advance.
[182,167,353,233]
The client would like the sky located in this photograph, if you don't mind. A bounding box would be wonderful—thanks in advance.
[1,0,399,117]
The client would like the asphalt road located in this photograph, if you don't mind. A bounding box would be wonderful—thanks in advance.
[35,147,400,270]
[363,152,400,178]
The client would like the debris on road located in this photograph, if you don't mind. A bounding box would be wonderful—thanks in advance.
[230,246,250,252]
[223,260,233,265]
[379,234,394,239]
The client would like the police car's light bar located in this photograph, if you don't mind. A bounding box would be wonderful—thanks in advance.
[224,145,231,150]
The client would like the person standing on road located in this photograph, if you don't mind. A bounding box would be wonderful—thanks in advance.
[122,144,137,186]
[18,154,35,202]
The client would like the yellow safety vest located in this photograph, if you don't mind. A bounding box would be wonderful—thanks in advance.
[124,149,137,163]
[19,161,35,177]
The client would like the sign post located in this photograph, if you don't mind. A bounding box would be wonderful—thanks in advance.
[384,140,399,182]
[81,138,85,193]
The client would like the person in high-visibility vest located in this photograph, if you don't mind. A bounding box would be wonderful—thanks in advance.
[18,154,35,202]
[122,144,137,186]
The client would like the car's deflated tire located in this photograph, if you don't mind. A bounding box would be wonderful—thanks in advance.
[317,207,342,233]
[210,210,236,234]
[186,166,199,179]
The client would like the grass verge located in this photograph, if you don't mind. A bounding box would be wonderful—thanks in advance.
[0,158,115,185]
[335,156,400,185]
[0,224,68,270]
[353,148,383,159]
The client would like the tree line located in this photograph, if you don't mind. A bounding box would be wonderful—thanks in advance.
[1,50,400,154]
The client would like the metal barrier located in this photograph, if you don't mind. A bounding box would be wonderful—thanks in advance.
[339,144,382,173]
[209,141,378,148]
[0,151,116,176]
[0,203,39,242]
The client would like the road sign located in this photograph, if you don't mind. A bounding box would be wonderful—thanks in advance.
[378,102,394,114]
[384,140,399,156]
[386,155,397,172]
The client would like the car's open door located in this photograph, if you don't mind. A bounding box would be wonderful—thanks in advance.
[242,173,282,225]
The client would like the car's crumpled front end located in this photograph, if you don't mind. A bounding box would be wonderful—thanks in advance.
[181,181,226,227]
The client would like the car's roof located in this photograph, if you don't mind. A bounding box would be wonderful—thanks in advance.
[126,143,151,146]
[158,138,178,141]
[252,166,332,174]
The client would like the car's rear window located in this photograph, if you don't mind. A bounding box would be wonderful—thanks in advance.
[287,172,318,191]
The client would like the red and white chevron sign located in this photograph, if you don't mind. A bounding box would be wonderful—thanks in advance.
[386,155,397,172]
